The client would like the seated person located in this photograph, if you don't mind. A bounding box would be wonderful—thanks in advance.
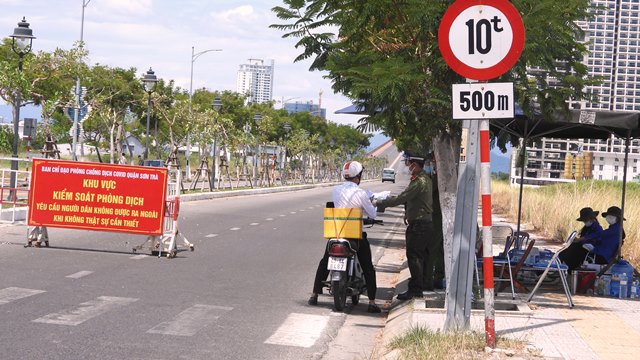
[559,206,623,272]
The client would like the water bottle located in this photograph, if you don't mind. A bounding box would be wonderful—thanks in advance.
[595,277,605,296]
[603,275,612,297]
[631,279,639,300]
[619,273,628,299]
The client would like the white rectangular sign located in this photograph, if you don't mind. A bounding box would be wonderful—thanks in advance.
[452,82,514,119]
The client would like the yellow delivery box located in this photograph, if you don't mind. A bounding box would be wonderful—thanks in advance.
[323,208,363,239]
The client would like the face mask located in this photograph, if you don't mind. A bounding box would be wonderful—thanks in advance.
[423,165,433,174]
[606,215,617,225]
[583,221,593,227]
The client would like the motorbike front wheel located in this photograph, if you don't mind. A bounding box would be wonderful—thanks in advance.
[332,277,347,311]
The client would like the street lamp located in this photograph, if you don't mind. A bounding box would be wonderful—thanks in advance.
[282,123,291,185]
[71,0,92,161]
[187,46,222,180]
[142,68,158,160]
[8,17,35,199]
[211,97,222,188]
[253,113,262,182]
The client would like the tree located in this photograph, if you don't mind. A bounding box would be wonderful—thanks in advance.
[0,39,84,155]
[272,0,596,284]
[83,65,143,163]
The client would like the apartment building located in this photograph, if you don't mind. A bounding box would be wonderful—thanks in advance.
[511,0,640,184]
[236,59,274,104]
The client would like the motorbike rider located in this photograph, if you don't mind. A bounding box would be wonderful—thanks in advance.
[308,160,382,313]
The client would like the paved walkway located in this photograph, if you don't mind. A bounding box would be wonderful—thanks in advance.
[375,218,640,360]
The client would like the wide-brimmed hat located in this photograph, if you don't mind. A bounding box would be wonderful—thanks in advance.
[576,207,599,221]
[602,206,626,220]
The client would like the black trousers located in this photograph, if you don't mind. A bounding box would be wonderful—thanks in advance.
[312,233,377,300]
[406,220,433,294]
[559,242,608,272]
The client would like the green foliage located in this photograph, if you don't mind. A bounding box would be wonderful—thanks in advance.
[271,0,596,153]
[0,126,13,154]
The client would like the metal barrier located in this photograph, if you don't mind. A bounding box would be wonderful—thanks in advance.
[133,168,194,258]
[0,157,32,224]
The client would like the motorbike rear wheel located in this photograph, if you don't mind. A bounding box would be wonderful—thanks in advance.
[332,277,347,312]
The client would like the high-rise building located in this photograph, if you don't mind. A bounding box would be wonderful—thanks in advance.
[283,101,326,119]
[577,0,640,112]
[236,59,274,104]
[511,0,640,184]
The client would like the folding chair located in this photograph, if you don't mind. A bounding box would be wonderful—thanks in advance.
[475,225,517,299]
[526,231,578,308]
[498,239,536,294]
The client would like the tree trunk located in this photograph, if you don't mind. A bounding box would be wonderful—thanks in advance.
[432,131,461,287]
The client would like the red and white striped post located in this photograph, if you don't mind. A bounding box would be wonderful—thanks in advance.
[479,118,495,348]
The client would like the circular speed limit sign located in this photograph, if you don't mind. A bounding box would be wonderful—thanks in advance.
[438,0,525,81]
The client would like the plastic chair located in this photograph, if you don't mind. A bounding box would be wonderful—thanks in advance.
[526,231,578,308]
[512,231,530,250]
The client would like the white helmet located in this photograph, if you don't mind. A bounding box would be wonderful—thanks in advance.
[342,161,363,179]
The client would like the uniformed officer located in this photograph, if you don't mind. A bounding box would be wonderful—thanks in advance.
[376,154,433,300]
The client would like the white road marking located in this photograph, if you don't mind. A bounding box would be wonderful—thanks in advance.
[290,212,296,214]
[0,287,46,305]
[205,234,218,238]
[265,218,274,221]
[147,304,233,336]
[250,223,260,226]
[230,227,241,231]
[65,271,93,279]
[279,214,286,217]
[32,296,139,326]
[264,313,329,348]
[299,209,305,212]
[130,254,148,260]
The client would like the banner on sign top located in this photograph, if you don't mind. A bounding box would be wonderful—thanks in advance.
[28,159,168,235]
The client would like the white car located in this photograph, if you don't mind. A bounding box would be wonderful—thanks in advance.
[381,168,396,183]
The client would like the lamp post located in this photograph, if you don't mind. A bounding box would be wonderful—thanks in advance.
[142,68,158,161]
[253,113,262,182]
[282,123,291,185]
[211,97,222,188]
[8,17,35,200]
[187,46,222,180]
[71,0,92,161]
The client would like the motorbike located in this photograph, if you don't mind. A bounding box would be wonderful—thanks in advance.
[324,217,383,312]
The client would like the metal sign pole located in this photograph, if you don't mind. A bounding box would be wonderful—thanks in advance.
[445,120,480,330]
[479,118,495,348]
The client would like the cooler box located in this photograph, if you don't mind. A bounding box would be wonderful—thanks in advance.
[323,208,362,239]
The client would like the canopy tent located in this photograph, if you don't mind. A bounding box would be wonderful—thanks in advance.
[491,109,640,260]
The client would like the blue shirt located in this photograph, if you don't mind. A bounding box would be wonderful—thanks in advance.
[593,222,622,262]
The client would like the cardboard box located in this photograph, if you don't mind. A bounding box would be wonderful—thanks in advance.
[323,208,363,239]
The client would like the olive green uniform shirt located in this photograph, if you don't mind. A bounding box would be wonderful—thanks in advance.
[377,172,433,222]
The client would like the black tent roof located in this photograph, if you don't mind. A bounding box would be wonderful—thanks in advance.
[491,108,640,140]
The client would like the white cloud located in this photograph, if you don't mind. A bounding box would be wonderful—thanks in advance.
[92,0,153,18]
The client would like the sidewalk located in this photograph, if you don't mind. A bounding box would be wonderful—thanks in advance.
[375,217,640,360]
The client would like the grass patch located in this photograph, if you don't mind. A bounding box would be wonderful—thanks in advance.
[388,327,537,360]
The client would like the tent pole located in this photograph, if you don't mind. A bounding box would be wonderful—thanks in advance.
[619,131,630,259]
[516,118,529,235]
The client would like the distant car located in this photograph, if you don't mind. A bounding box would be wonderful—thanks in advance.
[382,168,396,183]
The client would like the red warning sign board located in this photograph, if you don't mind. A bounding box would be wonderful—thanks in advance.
[28,159,168,235]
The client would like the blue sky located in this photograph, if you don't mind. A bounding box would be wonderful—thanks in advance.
[0,0,359,125]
